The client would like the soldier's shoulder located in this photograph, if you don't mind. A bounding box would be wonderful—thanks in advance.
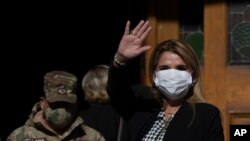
[7,125,40,141]
[7,126,26,141]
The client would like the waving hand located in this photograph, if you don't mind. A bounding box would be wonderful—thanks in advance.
[114,20,152,65]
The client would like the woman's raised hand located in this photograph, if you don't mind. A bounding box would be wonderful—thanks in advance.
[115,20,152,63]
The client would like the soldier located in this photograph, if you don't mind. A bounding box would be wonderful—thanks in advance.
[7,71,105,141]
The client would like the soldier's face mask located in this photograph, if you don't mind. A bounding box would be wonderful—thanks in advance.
[44,102,76,129]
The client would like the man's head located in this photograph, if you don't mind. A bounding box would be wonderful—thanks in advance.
[43,71,78,104]
[42,71,78,130]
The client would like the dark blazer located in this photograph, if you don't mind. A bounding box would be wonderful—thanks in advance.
[80,103,120,141]
[107,65,224,141]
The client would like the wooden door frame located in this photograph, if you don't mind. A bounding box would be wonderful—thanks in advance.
[143,0,179,85]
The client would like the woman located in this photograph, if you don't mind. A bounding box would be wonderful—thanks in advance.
[80,65,121,141]
[107,20,224,141]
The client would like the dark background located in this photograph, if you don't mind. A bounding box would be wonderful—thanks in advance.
[1,1,147,140]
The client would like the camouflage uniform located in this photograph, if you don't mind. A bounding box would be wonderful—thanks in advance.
[7,71,106,141]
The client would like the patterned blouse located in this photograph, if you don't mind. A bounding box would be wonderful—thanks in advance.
[141,111,174,141]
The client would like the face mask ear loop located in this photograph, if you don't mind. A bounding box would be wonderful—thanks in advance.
[153,71,158,87]
[40,97,49,110]
[189,70,195,85]
[153,71,158,80]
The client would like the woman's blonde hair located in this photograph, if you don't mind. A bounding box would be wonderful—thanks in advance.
[81,64,110,103]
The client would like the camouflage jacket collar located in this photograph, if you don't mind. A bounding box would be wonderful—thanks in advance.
[25,102,84,139]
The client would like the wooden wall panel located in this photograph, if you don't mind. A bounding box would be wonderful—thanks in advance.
[204,1,250,141]
[143,0,179,86]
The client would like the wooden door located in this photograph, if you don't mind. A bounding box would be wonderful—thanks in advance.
[204,0,250,140]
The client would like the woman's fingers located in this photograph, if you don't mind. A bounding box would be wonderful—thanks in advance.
[137,45,151,54]
[124,20,151,38]
[130,20,145,35]
[124,21,130,35]
[140,26,152,40]
[136,21,150,38]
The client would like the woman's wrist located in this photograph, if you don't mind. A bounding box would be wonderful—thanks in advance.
[113,53,127,67]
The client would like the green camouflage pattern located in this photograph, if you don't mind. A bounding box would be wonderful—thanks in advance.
[7,103,105,141]
[44,71,77,103]
[44,107,73,129]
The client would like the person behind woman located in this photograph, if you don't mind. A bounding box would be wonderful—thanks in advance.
[107,20,224,141]
[80,64,121,141]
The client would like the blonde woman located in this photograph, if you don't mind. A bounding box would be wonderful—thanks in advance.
[80,65,121,141]
[107,20,224,141]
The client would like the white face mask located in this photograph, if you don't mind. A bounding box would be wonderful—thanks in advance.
[154,69,192,100]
